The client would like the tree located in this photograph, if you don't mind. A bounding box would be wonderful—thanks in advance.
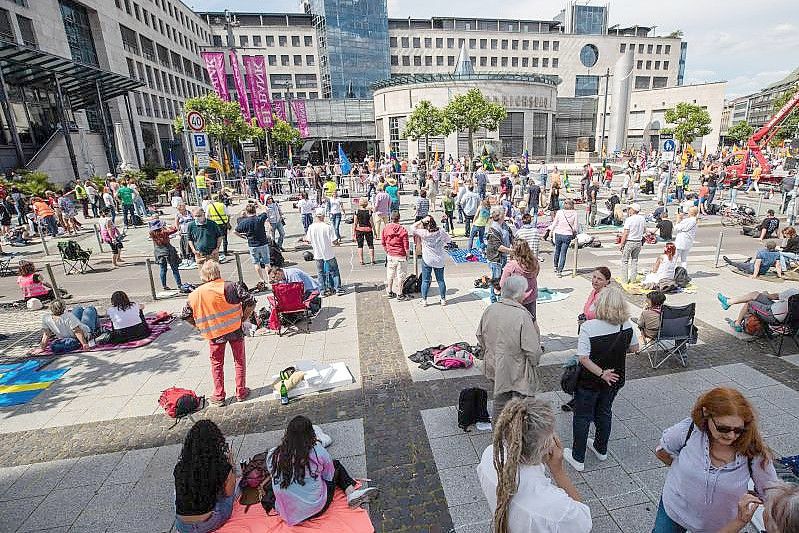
[661,102,712,146]
[443,88,507,172]
[270,119,302,147]
[172,92,263,146]
[667,29,683,38]
[770,85,799,147]
[155,170,180,193]
[726,120,754,144]
[402,100,451,170]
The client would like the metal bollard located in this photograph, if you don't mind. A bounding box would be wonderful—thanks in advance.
[93,224,104,253]
[145,258,158,301]
[39,224,50,256]
[413,241,419,276]
[756,193,764,216]
[44,263,63,303]
[234,252,244,284]
[714,230,725,268]
[572,237,579,277]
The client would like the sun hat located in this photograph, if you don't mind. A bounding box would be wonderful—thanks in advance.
[148,219,164,231]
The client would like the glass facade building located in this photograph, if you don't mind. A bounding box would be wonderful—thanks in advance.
[571,4,606,35]
[304,0,389,99]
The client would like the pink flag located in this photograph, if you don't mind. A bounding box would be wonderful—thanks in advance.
[291,100,310,138]
[228,50,250,122]
[201,52,229,101]
[242,55,273,129]
[272,100,287,122]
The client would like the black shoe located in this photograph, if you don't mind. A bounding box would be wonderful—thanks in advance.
[561,398,575,412]
[388,292,397,298]
[162,286,172,291]
[722,255,731,265]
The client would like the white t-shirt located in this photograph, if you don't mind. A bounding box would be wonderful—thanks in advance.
[674,217,698,250]
[102,192,115,208]
[328,197,343,215]
[623,214,646,241]
[771,287,799,322]
[655,254,678,280]
[477,446,592,533]
[305,222,336,260]
[577,319,638,356]
[108,303,143,330]
[298,198,317,215]
[42,313,89,339]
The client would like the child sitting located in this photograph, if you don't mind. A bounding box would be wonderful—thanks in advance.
[633,290,666,342]
[16,261,55,302]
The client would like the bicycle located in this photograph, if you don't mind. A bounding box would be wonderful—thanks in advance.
[720,205,757,227]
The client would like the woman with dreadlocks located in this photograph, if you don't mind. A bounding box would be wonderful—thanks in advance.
[267,415,378,526]
[173,420,236,533]
[477,397,591,533]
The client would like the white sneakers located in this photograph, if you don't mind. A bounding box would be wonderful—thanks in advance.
[563,447,584,472]
[347,486,379,508]
[313,425,332,448]
[440,298,447,306]
[587,438,608,461]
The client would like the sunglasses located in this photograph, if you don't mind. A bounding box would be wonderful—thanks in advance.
[711,417,746,436]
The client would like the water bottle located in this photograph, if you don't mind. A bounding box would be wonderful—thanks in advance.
[280,380,289,405]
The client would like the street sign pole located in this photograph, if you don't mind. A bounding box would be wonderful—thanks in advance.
[183,110,197,204]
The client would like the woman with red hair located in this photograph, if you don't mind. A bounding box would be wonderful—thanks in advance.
[643,242,678,288]
[653,387,778,532]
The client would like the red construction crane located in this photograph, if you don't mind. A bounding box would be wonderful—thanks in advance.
[724,88,799,183]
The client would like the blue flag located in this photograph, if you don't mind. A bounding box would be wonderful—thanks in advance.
[338,144,351,176]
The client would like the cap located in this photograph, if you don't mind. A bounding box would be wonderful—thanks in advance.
[314,207,326,217]
[630,203,641,212]
[148,219,164,231]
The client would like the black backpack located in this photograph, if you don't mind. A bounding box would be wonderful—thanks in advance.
[402,274,419,296]
[674,266,690,288]
[457,387,490,431]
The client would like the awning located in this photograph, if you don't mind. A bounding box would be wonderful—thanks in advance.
[0,40,144,109]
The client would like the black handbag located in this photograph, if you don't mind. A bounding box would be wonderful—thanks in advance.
[560,362,581,395]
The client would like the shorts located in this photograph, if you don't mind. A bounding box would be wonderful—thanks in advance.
[355,230,374,249]
[748,293,777,323]
[248,244,270,266]
[108,241,123,253]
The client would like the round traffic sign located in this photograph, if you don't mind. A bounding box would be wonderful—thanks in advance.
[187,111,205,132]
[663,139,676,152]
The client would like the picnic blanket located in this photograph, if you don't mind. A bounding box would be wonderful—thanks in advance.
[471,287,571,304]
[217,488,373,533]
[0,359,70,407]
[730,267,785,283]
[448,248,487,264]
[615,277,697,295]
[32,313,175,356]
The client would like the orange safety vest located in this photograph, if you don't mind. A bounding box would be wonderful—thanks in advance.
[17,274,48,299]
[33,200,54,218]
[188,279,242,340]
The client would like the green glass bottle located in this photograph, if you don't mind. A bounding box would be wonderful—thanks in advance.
[280,380,289,405]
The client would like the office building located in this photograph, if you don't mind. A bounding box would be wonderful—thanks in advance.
[721,67,798,140]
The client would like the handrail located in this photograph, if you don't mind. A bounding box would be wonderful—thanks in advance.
[25,129,62,170]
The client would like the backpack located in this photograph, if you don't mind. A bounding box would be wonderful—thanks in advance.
[673,266,690,288]
[432,346,474,370]
[402,274,419,295]
[743,314,764,337]
[158,387,203,426]
[131,213,144,227]
[656,279,678,293]
[457,387,490,431]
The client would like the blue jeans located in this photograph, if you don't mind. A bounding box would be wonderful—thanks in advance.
[489,259,505,303]
[72,306,100,335]
[652,498,687,533]
[271,220,285,247]
[780,251,799,269]
[729,188,738,206]
[316,257,342,292]
[122,204,135,226]
[421,263,446,300]
[539,174,548,188]
[331,213,342,241]
[302,213,313,234]
[134,197,146,217]
[468,225,485,250]
[553,234,573,273]
[174,493,235,533]
[43,215,58,236]
[159,260,182,288]
[571,386,618,463]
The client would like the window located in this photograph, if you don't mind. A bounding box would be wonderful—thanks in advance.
[480,39,487,49]
[306,55,315,65]
[647,44,653,53]
[304,35,312,46]
[511,57,518,67]
[654,60,660,69]
[490,56,497,67]
[499,112,524,157]
[543,40,549,51]
[532,40,539,50]
[435,37,442,48]
[253,35,261,47]
[239,35,248,47]
[268,55,277,66]
[511,40,518,50]
[553,41,559,51]
[390,36,397,48]
[412,37,420,48]
[60,0,99,65]
[620,43,626,53]
[447,56,455,66]
[522,40,529,50]
[266,35,274,46]
[501,57,507,67]
[389,116,408,158]
[579,44,599,67]
[295,74,317,88]
[133,2,140,20]
[436,56,443,66]
[664,45,671,54]
[401,36,408,48]
[652,76,668,88]
[553,58,558,68]
[469,38,476,49]
[532,57,538,67]
[295,92,306,98]
[638,44,644,53]
[413,56,421,66]
[293,55,302,66]
[663,60,669,70]
[637,60,643,69]
[425,55,432,66]
[480,56,487,66]
[291,35,300,47]
[309,92,318,99]
[447,38,454,48]
[211,35,222,46]
[656,44,662,54]
[402,56,409,66]
[490,39,497,49]
[278,35,287,46]
[270,74,292,88]
[390,55,398,66]
[542,57,549,67]
[634,76,650,89]
[281,55,289,66]
[575,75,599,96]
[646,60,651,69]
[501,39,508,50]
[458,38,465,48]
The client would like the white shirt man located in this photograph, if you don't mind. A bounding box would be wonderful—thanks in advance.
[619,204,647,283]
[305,208,343,295]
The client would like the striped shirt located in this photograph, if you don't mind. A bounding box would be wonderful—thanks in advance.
[515,224,540,257]
[415,197,430,218]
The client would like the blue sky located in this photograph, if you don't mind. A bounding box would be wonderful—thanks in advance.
[185,0,798,98]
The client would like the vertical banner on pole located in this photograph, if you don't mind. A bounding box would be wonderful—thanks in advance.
[272,100,287,122]
[228,50,251,122]
[242,55,273,129]
[291,100,310,138]
[201,52,229,101]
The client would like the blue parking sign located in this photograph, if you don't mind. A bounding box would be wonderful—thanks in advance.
[192,133,209,152]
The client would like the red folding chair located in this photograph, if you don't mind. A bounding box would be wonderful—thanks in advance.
[267,281,317,336]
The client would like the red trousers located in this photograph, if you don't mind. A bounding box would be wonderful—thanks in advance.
[208,337,246,401]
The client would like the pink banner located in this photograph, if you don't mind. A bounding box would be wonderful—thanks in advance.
[242,55,273,129]
[228,50,250,122]
[201,52,229,101]
[291,100,310,138]
[272,100,287,122]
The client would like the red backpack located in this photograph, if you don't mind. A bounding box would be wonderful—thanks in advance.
[158,387,204,425]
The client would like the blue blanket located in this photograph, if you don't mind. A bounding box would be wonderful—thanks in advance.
[447,248,488,264]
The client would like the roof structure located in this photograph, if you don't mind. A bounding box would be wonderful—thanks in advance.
[453,44,474,76]
[371,72,560,90]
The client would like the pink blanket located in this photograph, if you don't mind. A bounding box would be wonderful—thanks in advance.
[32,314,174,355]
[218,489,373,533]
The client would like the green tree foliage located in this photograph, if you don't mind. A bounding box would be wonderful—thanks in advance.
[173,93,264,145]
[270,118,302,147]
[726,120,754,144]
[402,100,451,168]
[770,85,799,146]
[662,102,712,146]
[11,170,56,196]
[155,170,180,193]
[443,89,507,171]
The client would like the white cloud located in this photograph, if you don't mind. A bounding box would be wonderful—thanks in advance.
[774,23,796,34]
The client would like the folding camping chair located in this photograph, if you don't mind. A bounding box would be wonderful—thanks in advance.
[0,253,13,276]
[266,281,319,336]
[57,240,93,275]
[762,294,799,356]
[639,303,696,368]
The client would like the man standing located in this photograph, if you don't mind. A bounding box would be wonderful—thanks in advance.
[538,160,549,190]
[586,179,600,227]
[526,179,541,225]
[477,275,542,421]
[460,185,480,236]
[187,207,222,264]
[74,181,89,218]
[485,207,513,303]
[235,202,272,291]
[414,189,430,222]
[116,180,135,227]
[205,194,230,258]
[85,180,99,218]
[373,184,391,238]
[195,170,208,201]
[475,166,488,199]
[305,207,344,296]
[382,210,410,300]
[182,260,255,406]
[618,203,646,283]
